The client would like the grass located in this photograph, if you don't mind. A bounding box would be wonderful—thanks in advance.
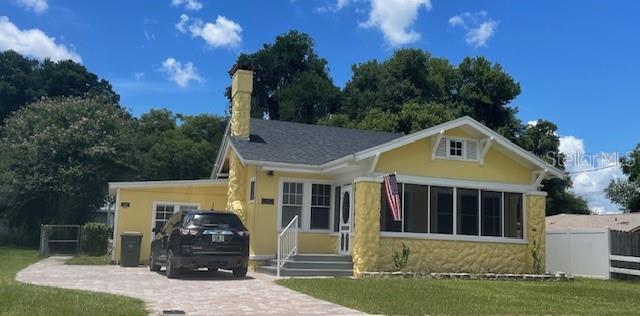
[278,277,640,315]
[65,254,111,265]
[0,247,147,316]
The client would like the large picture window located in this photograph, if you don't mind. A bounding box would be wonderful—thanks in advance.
[379,181,525,242]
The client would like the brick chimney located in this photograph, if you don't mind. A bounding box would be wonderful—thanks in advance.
[230,65,253,140]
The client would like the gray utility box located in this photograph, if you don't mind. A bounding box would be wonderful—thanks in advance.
[120,231,143,267]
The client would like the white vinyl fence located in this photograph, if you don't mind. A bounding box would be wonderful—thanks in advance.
[546,228,611,279]
[547,228,640,279]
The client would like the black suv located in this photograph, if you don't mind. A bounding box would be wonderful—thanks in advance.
[149,210,249,279]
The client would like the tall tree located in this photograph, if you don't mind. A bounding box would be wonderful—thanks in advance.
[0,96,132,242]
[606,144,640,212]
[130,109,227,180]
[0,50,119,125]
[228,30,339,122]
[518,120,590,215]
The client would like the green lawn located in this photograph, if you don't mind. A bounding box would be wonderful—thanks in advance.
[0,247,147,316]
[65,255,111,265]
[278,277,640,315]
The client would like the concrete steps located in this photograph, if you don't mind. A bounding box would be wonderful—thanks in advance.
[256,254,353,277]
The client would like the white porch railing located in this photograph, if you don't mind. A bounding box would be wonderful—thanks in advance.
[277,215,299,277]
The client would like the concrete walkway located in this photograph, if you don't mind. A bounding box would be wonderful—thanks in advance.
[16,257,365,316]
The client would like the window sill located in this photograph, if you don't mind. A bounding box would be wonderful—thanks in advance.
[379,231,528,245]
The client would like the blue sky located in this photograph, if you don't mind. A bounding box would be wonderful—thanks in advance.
[1,0,639,212]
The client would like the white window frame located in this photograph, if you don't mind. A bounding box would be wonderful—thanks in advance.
[436,136,480,162]
[447,138,465,159]
[277,178,334,232]
[150,201,201,238]
[379,178,527,244]
[248,176,256,204]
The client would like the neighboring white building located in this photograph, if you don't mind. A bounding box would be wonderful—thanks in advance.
[546,213,640,232]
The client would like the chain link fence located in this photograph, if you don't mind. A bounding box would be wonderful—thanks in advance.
[39,224,81,256]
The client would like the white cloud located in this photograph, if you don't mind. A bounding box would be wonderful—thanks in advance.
[171,0,203,11]
[449,11,497,48]
[0,16,81,62]
[527,120,539,127]
[315,0,351,13]
[144,30,155,41]
[13,0,48,14]
[134,72,145,80]
[559,136,626,214]
[359,0,431,47]
[188,16,242,48]
[161,57,203,88]
[175,14,189,33]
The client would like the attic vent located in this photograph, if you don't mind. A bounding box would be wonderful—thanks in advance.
[433,137,480,162]
[465,139,479,160]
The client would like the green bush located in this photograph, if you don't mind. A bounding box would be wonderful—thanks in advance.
[81,223,112,256]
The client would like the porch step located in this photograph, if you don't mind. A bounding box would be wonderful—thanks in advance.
[256,265,354,277]
[256,254,353,277]
[292,254,352,262]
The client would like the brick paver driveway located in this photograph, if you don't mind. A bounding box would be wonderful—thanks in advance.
[16,257,364,316]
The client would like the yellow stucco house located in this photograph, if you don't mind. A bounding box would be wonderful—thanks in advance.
[109,66,563,276]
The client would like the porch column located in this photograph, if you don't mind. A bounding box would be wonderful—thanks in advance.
[352,180,381,277]
[526,195,546,273]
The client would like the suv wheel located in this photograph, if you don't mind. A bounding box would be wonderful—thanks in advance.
[233,266,247,278]
[166,249,180,279]
[149,252,161,272]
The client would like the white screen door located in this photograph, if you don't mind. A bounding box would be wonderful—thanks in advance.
[338,185,353,254]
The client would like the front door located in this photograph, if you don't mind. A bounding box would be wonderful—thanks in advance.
[338,185,353,254]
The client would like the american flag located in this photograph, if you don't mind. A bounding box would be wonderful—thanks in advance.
[383,173,401,221]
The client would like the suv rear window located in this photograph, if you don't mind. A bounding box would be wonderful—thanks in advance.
[185,213,244,229]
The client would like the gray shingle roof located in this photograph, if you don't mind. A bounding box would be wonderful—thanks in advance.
[230,119,403,165]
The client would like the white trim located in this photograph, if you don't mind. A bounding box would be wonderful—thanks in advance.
[380,174,535,193]
[248,176,256,204]
[430,130,444,160]
[533,170,548,188]
[479,137,494,166]
[610,255,640,263]
[380,231,528,244]
[108,179,227,195]
[369,153,381,174]
[610,267,640,276]
[277,178,334,233]
[150,201,201,240]
[112,188,121,263]
[353,116,565,179]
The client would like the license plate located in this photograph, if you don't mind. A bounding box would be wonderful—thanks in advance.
[212,234,225,242]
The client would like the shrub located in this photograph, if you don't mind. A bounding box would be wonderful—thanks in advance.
[392,242,411,272]
[82,222,112,256]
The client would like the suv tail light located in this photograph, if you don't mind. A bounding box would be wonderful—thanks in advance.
[179,228,199,235]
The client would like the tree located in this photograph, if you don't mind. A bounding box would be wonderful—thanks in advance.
[129,109,227,180]
[0,50,119,125]
[519,120,590,215]
[605,144,640,212]
[228,30,339,121]
[0,96,132,242]
[605,179,640,212]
